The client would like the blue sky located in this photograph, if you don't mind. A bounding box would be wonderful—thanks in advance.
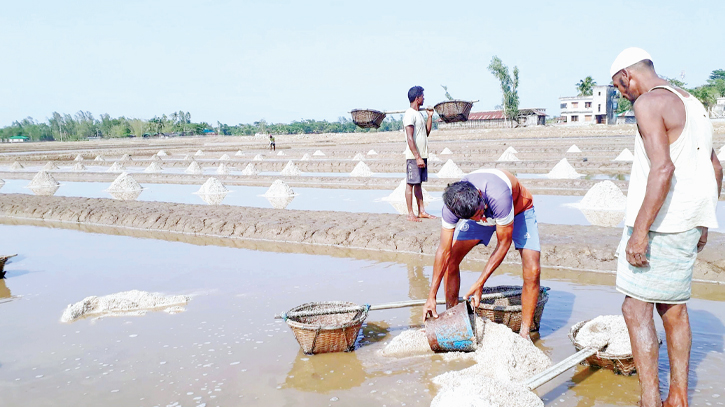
[1,0,723,127]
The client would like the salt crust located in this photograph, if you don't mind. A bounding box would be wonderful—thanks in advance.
[579,181,626,211]
[74,154,84,161]
[367,149,378,155]
[107,162,125,173]
[61,290,189,323]
[72,162,86,171]
[107,172,142,192]
[185,161,203,174]
[313,150,325,156]
[194,177,229,195]
[216,163,231,174]
[195,150,204,156]
[120,154,132,161]
[613,148,634,162]
[567,144,582,153]
[300,153,312,161]
[350,161,373,177]
[277,151,285,156]
[497,151,520,162]
[428,153,442,162]
[253,154,264,161]
[382,179,434,202]
[437,159,465,179]
[575,315,632,355]
[219,154,230,161]
[264,179,296,197]
[94,155,105,162]
[42,161,59,171]
[10,161,24,171]
[352,153,366,161]
[157,150,168,156]
[144,162,163,173]
[440,147,453,155]
[280,161,302,176]
[241,163,259,176]
[235,150,244,156]
[504,146,518,154]
[546,158,582,179]
[27,170,59,188]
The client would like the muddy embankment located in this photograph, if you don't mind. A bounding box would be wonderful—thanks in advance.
[1,193,723,282]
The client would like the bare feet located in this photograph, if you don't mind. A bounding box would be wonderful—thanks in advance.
[418,212,437,219]
[406,213,422,222]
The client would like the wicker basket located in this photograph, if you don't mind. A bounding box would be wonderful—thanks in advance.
[351,109,386,129]
[474,285,549,333]
[434,100,473,123]
[0,254,17,278]
[284,301,369,355]
[569,320,638,376]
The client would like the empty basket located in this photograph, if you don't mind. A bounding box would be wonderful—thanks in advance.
[474,285,549,333]
[434,100,473,123]
[283,301,369,354]
[351,109,386,129]
[569,320,638,376]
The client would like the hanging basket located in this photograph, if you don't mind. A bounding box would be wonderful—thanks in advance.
[351,109,386,129]
[434,100,474,123]
[283,301,369,354]
[474,285,549,333]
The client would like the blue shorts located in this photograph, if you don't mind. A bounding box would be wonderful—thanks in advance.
[454,207,540,252]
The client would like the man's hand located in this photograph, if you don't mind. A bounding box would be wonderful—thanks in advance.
[423,297,438,320]
[463,284,483,308]
[415,156,425,168]
[626,231,650,267]
[698,227,708,253]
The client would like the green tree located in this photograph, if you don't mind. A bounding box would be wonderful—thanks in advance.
[129,119,147,137]
[576,76,596,96]
[488,56,519,123]
[709,69,725,81]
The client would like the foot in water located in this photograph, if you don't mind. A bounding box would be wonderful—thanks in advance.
[407,213,422,222]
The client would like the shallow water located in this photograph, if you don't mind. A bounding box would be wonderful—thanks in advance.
[1,224,724,407]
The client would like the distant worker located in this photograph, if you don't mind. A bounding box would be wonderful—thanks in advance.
[404,85,435,222]
[422,169,541,341]
[610,47,722,407]
[269,134,276,151]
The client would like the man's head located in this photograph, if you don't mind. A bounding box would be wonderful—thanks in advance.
[443,181,484,220]
[408,86,425,105]
[610,47,656,102]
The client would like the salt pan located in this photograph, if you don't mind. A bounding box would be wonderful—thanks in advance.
[61,290,189,323]
[144,162,163,173]
[280,161,302,176]
[497,150,520,162]
[440,147,453,155]
[107,172,142,192]
[437,159,465,179]
[27,170,59,188]
[579,181,626,211]
[241,163,259,176]
[194,177,229,195]
[74,154,84,161]
[575,315,631,355]
[313,150,325,156]
[546,158,582,179]
[350,161,373,177]
[613,148,634,162]
[107,162,125,173]
[264,180,295,197]
[567,144,582,153]
[367,149,378,156]
[185,161,203,174]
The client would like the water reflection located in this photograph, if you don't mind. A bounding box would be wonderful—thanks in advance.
[195,193,228,205]
[0,279,10,299]
[107,190,143,201]
[282,349,367,392]
[579,209,625,227]
[407,264,430,326]
[266,195,295,209]
[28,186,60,196]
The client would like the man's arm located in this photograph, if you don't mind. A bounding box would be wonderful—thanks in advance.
[712,148,723,199]
[423,227,455,319]
[406,124,425,168]
[464,223,514,307]
[425,109,433,136]
[626,94,676,267]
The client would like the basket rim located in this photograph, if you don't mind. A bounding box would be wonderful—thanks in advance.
[285,301,368,331]
[434,100,474,107]
[350,109,384,114]
[569,319,634,359]
[476,286,549,312]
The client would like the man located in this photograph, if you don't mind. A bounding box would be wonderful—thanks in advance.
[610,47,722,407]
[269,134,276,151]
[403,86,436,222]
[422,169,541,340]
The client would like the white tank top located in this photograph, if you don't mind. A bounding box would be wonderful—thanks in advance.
[625,85,719,233]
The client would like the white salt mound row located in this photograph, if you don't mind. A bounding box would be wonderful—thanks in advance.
[219,154,230,161]
[263,180,295,197]
[120,154,132,161]
[428,153,442,162]
[352,153,366,161]
[280,160,302,176]
[42,161,60,171]
[575,315,632,355]
[144,162,163,173]
[61,290,189,323]
[497,150,520,162]
[27,170,59,188]
[194,150,204,156]
[350,161,373,177]
[235,150,244,157]
[10,161,24,171]
[299,153,311,161]
[579,181,626,211]
[504,146,518,154]
[185,161,203,174]
[216,163,231,174]
[150,154,162,161]
[440,147,453,155]
[194,177,229,195]
[107,162,125,173]
[277,151,285,156]
[241,163,259,176]
[613,148,634,162]
[157,150,168,156]
[567,144,582,153]
[253,154,264,161]
[437,159,465,179]
[94,155,105,162]
[72,162,86,172]
[382,179,434,202]
[107,172,142,192]
[547,158,582,179]
[367,149,378,156]
[74,154,84,161]
[313,150,325,156]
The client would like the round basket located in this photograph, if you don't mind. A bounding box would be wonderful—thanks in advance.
[283,301,369,355]
[351,109,386,129]
[434,100,473,123]
[474,285,549,333]
[569,320,637,376]
[0,255,17,277]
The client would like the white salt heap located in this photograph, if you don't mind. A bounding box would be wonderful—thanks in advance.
[277,151,285,156]
[299,153,311,161]
[94,155,105,162]
[42,161,59,171]
[313,150,325,156]
[504,146,518,154]
[61,290,189,323]
[567,144,582,153]
[219,153,230,161]
[432,375,543,407]
[579,181,626,211]
[194,150,204,156]
[107,162,125,173]
[150,154,162,162]
[497,150,520,162]
[194,177,229,195]
[547,158,582,179]
[382,179,434,202]
[120,154,132,161]
[183,154,194,161]
[613,148,634,162]
[216,162,231,174]
[575,315,632,355]
[263,180,296,197]
[253,154,264,161]
[157,150,167,156]
[72,162,86,172]
[350,161,373,177]
[352,153,366,161]
[185,161,203,174]
[280,160,302,176]
[235,150,244,157]
[437,159,465,179]
[27,170,59,188]
[440,147,453,155]
[144,162,163,173]
[10,161,24,171]
[241,163,259,176]
[428,153,442,162]
[367,149,378,156]
[74,154,84,161]
[107,172,142,192]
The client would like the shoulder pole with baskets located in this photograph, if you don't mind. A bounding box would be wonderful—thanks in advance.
[350,100,479,129]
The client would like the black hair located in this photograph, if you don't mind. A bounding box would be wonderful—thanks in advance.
[443,181,482,219]
[408,86,424,103]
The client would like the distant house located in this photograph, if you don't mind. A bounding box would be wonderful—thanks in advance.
[559,85,618,125]
[437,108,546,129]
[617,110,636,125]
[712,97,725,118]
[9,135,29,143]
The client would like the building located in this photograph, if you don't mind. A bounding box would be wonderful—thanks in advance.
[559,85,618,125]
[437,108,546,129]
[617,110,636,124]
[712,97,725,118]
[8,135,29,143]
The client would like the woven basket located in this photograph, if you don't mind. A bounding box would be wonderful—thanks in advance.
[351,109,386,129]
[569,320,637,376]
[0,255,17,277]
[474,285,549,333]
[284,301,369,355]
[434,100,473,123]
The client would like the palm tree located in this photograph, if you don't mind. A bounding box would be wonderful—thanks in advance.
[576,76,596,96]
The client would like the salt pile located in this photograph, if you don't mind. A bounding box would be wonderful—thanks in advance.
[546,158,582,179]
[107,172,142,192]
[437,159,465,179]
[216,163,231,174]
[185,161,203,174]
[107,162,125,173]
[567,144,582,153]
[42,161,59,171]
[94,155,105,162]
[367,149,378,156]
[72,162,86,171]
[150,154,162,162]
[380,329,431,358]
[108,190,142,201]
[183,154,194,161]
[440,147,453,155]
[27,170,59,188]
[428,153,442,162]
[235,150,244,157]
[613,148,634,162]
[504,146,518,154]
[144,162,163,173]
[10,161,24,171]
[194,177,229,195]
[352,153,366,161]
[497,150,520,162]
[280,160,302,176]
[61,290,189,323]
[580,210,625,228]
[266,195,295,210]
[120,154,132,161]
[263,180,296,197]
[579,181,626,211]
[253,154,264,161]
[382,179,434,202]
[219,153,231,161]
[74,154,84,161]
[299,153,311,161]
[350,161,373,177]
[277,151,285,156]
[432,375,543,407]
[575,315,631,355]
[241,163,259,176]
[157,150,168,156]
[30,186,59,196]
[313,150,325,156]
[194,150,204,156]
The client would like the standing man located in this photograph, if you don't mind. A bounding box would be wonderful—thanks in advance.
[269,134,276,151]
[422,169,541,340]
[611,48,722,407]
[403,86,436,222]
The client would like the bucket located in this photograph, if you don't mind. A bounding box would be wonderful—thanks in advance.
[425,301,477,352]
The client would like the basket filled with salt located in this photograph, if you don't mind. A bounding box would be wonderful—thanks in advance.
[474,285,549,333]
[350,109,386,129]
[434,100,474,123]
[569,316,643,375]
[282,301,369,354]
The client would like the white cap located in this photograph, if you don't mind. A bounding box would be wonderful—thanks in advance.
[610,47,652,78]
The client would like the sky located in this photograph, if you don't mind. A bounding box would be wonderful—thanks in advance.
[1,0,724,128]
